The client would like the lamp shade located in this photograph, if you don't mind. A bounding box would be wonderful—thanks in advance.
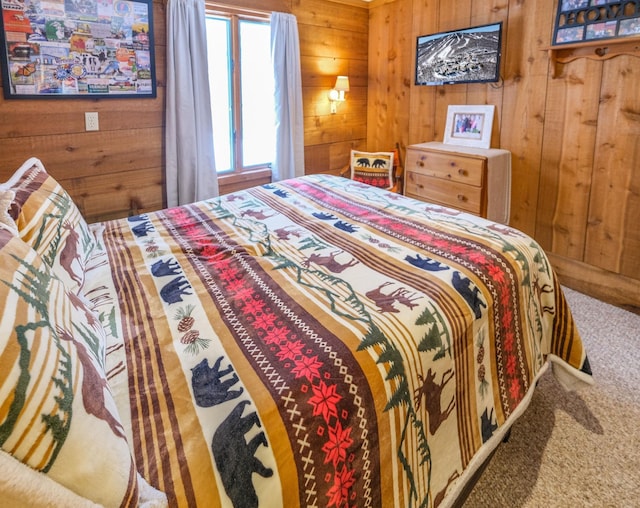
[334,75,350,92]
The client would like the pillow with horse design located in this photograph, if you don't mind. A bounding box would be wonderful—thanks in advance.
[350,150,395,190]
[0,228,139,507]
[1,158,95,294]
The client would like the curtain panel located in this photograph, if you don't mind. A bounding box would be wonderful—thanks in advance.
[270,12,305,182]
[165,0,219,207]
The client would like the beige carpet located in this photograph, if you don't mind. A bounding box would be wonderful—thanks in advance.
[464,287,640,507]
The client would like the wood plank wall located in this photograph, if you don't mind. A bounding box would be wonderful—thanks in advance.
[293,0,369,175]
[368,0,640,312]
[0,0,167,223]
[0,0,366,222]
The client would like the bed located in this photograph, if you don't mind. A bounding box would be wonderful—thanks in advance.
[0,158,592,508]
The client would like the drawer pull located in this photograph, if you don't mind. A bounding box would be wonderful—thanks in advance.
[458,168,468,176]
[417,160,425,167]
[457,194,468,202]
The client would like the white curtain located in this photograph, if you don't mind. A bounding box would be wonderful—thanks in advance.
[270,13,305,181]
[165,0,218,207]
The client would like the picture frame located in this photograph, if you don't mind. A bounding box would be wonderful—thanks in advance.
[0,0,156,99]
[443,105,495,149]
[552,0,640,46]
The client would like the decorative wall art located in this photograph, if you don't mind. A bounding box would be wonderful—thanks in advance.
[443,105,495,149]
[553,0,640,45]
[0,0,156,98]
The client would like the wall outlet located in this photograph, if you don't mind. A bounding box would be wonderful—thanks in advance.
[85,112,99,131]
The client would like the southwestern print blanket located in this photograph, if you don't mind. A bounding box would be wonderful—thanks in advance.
[86,174,592,508]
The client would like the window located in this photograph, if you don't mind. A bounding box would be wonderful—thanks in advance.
[206,13,276,174]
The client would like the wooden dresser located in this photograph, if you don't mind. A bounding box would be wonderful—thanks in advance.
[404,142,511,224]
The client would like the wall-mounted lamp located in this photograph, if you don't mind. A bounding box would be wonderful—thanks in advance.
[328,75,350,114]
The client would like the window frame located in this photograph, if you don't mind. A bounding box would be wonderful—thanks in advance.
[205,4,274,179]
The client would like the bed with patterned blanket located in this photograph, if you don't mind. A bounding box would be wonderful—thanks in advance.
[0,158,592,508]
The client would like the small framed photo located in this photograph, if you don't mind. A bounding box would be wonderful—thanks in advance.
[444,105,495,149]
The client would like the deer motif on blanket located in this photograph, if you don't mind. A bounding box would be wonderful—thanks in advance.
[273,226,302,241]
[59,222,82,285]
[56,326,126,439]
[241,209,276,221]
[366,282,421,313]
[414,368,456,436]
[304,251,359,273]
[532,274,555,315]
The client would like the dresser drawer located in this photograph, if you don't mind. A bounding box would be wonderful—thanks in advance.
[405,171,484,214]
[405,148,485,187]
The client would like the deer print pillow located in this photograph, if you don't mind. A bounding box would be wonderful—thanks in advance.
[349,150,395,190]
[0,228,143,506]
[1,158,96,294]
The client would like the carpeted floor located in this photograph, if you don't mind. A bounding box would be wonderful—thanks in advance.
[464,286,640,507]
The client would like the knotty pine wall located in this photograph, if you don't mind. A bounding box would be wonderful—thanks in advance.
[0,0,167,222]
[0,0,366,222]
[367,0,640,313]
[295,0,369,175]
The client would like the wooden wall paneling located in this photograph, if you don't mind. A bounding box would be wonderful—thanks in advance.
[430,1,471,144]
[497,0,552,236]
[365,0,412,154]
[0,92,164,139]
[152,0,166,88]
[294,0,368,33]
[407,0,439,145]
[212,0,292,13]
[585,55,640,279]
[303,107,368,145]
[389,0,412,154]
[0,0,166,221]
[298,25,368,60]
[327,139,367,169]
[304,139,367,176]
[407,88,437,145]
[0,127,163,180]
[294,0,368,176]
[536,58,600,259]
[304,144,333,175]
[301,56,367,89]
[548,252,640,314]
[303,91,367,170]
[62,166,164,222]
[366,3,387,147]
[304,85,367,117]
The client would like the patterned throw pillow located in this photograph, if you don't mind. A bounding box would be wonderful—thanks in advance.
[0,228,139,507]
[350,150,395,190]
[0,158,95,294]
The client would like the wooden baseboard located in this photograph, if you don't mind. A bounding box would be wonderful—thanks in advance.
[547,252,640,315]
